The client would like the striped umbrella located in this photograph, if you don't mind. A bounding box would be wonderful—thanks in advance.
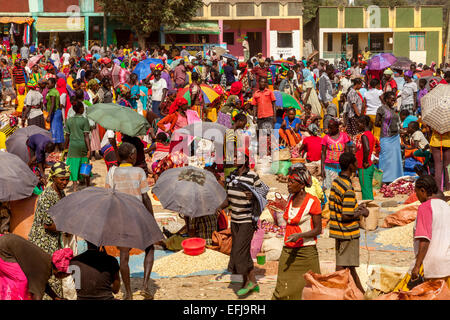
[176,84,221,105]
[111,64,131,88]
[274,91,303,110]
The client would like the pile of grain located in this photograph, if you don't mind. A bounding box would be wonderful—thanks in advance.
[152,249,229,277]
[375,223,414,248]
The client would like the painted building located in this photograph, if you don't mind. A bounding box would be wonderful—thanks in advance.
[318,6,443,65]
[182,0,304,59]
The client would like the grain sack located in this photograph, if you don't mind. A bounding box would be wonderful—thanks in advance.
[375,222,414,248]
[365,265,408,295]
[375,280,450,300]
[382,205,419,228]
[261,236,284,261]
[302,269,364,300]
[359,203,379,231]
[152,249,229,277]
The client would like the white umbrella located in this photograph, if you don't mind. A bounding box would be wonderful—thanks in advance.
[421,84,450,134]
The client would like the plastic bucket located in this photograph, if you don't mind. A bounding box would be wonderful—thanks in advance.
[80,163,92,176]
[256,253,266,265]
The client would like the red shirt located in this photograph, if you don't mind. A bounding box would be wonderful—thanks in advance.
[283,193,322,248]
[301,136,322,162]
[439,79,448,84]
[355,131,375,168]
[251,88,276,119]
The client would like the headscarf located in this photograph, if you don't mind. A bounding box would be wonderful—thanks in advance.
[47,162,70,187]
[384,68,394,75]
[117,84,130,96]
[27,79,38,90]
[87,79,98,90]
[52,248,74,273]
[288,163,312,188]
[229,81,244,106]
[307,123,320,136]
[56,78,67,96]
[154,63,164,71]
[169,97,188,114]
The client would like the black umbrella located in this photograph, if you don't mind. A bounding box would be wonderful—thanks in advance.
[0,152,38,201]
[48,187,164,250]
[6,125,52,163]
[391,57,413,71]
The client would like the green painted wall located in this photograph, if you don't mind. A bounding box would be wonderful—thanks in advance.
[421,7,443,28]
[319,8,338,28]
[425,31,439,65]
[380,7,389,28]
[396,8,414,28]
[393,32,410,58]
[345,7,364,28]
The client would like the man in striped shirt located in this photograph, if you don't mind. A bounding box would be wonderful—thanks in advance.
[329,152,369,293]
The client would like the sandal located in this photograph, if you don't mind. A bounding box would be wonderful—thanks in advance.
[236,282,260,297]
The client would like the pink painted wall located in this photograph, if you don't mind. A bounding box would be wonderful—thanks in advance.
[225,29,267,59]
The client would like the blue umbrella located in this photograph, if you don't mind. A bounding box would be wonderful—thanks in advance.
[132,58,164,81]
[222,53,238,61]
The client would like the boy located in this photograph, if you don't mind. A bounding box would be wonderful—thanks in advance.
[329,152,369,293]
[105,142,158,300]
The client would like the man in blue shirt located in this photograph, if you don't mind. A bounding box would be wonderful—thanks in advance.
[400,110,418,129]
[26,133,55,184]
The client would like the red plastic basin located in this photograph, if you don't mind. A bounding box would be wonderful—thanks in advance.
[181,238,206,256]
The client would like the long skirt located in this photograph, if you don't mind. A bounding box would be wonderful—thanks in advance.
[379,135,404,183]
[228,222,254,275]
[323,163,341,190]
[90,124,101,152]
[50,109,64,144]
[272,245,320,300]
[279,129,301,147]
[358,164,375,200]
[66,157,89,182]
[0,256,30,300]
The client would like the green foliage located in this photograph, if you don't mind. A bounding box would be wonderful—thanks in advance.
[97,0,203,36]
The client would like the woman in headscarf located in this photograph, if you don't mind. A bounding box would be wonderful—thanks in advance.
[345,78,365,137]
[375,91,404,185]
[321,118,351,190]
[28,162,71,299]
[56,78,71,120]
[46,77,64,151]
[0,234,74,300]
[64,101,92,192]
[302,68,322,117]
[116,84,132,108]
[272,163,322,300]
[85,79,102,158]
[189,72,204,119]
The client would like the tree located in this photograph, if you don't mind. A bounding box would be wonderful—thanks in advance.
[97,0,203,49]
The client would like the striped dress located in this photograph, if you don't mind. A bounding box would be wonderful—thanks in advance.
[328,174,360,240]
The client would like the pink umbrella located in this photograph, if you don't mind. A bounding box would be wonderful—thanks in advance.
[111,64,131,88]
[27,55,43,69]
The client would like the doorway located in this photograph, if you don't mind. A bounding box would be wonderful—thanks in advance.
[247,32,262,57]
[114,30,133,47]
[347,33,359,61]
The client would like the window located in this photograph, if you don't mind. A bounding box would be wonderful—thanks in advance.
[211,3,230,17]
[370,33,384,51]
[288,2,303,16]
[277,32,293,48]
[236,3,254,17]
[223,32,234,46]
[409,32,425,51]
[175,34,191,43]
[261,3,279,16]
[195,6,203,17]
[327,34,333,52]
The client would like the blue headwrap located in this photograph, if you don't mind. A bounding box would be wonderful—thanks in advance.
[302,68,316,88]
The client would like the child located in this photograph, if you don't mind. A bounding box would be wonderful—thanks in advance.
[416,78,428,115]
[407,121,431,167]
[300,104,320,131]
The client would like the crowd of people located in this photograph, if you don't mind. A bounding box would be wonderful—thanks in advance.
[0,40,449,300]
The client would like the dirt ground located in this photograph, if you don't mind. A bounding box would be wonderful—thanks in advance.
[80,159,414,300]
